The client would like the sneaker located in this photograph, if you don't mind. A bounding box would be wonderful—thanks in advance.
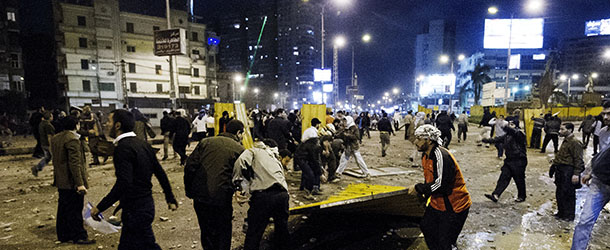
[331,175,341,183]
[31,166,38,177]
[312,187,322,195]
[514,197,526,203]
[303,190,317,201]
[484,193,498,203]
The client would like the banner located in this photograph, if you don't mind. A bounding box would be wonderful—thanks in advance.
[301,104,327,136]
[214,103,235,136]
[234,103,254,149]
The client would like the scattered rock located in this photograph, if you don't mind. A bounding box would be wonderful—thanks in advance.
[309,238,317,243]
[97,246,104,249]
[32,207,40,214]
[47,215,55,220]
[159,216,169,222]
[4,227,12,232]
[0,222,13,228]
[3,199,16,203]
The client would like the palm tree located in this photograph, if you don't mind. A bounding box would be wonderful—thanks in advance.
[459,64,491,106]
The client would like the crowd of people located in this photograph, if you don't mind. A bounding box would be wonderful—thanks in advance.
[20,99,610,250]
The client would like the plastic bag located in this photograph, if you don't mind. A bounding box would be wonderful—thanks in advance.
[83,202,121,234]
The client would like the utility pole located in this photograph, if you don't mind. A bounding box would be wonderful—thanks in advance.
[504,14,514,109]
[120,60,128,106]
[166,0,177,110]
[321,5,325,68]
[333,45,339,106]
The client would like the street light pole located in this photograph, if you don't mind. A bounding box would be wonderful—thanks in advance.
[504,13,514,109]
[321,5,325,68]
[166,0,177,110]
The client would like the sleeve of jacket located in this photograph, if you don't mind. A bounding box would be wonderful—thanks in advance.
[66,139,85,188]
[415,148,455,196]
[573,140,585,175]
[151,149,177,204]
[97,145,134,212]
[482,134,506,144]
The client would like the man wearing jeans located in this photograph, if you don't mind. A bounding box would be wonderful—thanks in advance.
[571,102,610,250]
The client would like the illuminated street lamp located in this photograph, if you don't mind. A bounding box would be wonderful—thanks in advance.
[526,0,544,13]
[487,6,498,14]
[320,0,352,68]
[439,54,465,112]
[334,36,347,47]
[392,88,399,95]
[232,73,244,101]
[457,54,466,61]
[592,72,599,79]
[604,49,610,59]
[384,92,389,97]
[362,33,371,43]
[439,55,450,64]
[560,74,568,81]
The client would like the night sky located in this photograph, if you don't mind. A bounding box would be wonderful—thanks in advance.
[23,0,610,103]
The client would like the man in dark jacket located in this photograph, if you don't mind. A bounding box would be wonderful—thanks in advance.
[184,120,245,250]
[579,115,596,148]
[32,111,55,176]
[170,109,191,165]
[550,123,584,221]
[218,111,232,134]
[51,116,95,245]
[266,109,292,150]
[478,109,493,147]
[160,110,174,160]
[30,107,45,158]
[91,109,178,249]
[541,115,561,153]
[530,113,545,149]
[295,118,323,199]
[483,121,528,203]
[435,111,455,148]
[377,112,393,157]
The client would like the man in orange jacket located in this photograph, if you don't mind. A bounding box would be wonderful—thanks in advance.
[409,124,472,250]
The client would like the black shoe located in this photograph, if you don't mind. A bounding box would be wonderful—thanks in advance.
[553,213,563,219]
[31,166,39,177]
[485,194,498,203]
[514,197,526,203]
[73,239,96,245]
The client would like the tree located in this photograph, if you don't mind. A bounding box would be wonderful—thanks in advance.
[538,52,559,108]
[460,64,491,106]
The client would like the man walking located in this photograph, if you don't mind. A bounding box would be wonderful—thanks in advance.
[402,110,414,140]
[170,109,191,165]
[192,109,208,141]
[30,107,45,158]
[377,112,393,157]
[393,110,402,131]
[184,120,245,250]
[266,109,292,150]
[489,115,508,158]
[410,125,471,250]
[160,110,176,160]
[572,101,610,249]
[549,123,584,221]
[541,115,561,153]
[335,116,370,180]
[91,109,178,250]
[51,116,95,245]
[233,139,292,250]
[530,113,545,149]
[32,111,55,177]
[457,111,468,143]
[483,121,528,203]
[435,111,455,148]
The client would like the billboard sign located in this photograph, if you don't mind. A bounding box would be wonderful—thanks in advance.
[314,68,332,82]
[585,18,610,36]
[322,84,333,93]
[419,74,456,97]
[154,28,187,56]
[484,18,544,49]
[509,54,521,69]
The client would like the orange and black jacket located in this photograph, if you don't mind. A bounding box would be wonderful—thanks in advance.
[415,146,471,213]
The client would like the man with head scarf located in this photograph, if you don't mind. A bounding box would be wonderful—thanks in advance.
[334,115,370,180]
[192,109,208,141]
[409,124,471,250]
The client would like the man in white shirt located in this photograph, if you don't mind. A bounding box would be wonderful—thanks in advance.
[191,110,208,141]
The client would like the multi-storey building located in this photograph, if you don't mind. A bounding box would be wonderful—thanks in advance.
[558,35,610,96]
[0,0,24,92]
[54,0,215,124]
[414,20,456,97]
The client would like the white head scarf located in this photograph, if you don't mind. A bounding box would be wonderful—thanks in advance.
[414,124,443,145]
[345,116,356,128]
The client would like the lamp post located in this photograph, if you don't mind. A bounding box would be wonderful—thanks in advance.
[233,74,243,101]
[489,0,544,109]
[439,54,465,113]
[320,0,351,69]
[333,36,346,105]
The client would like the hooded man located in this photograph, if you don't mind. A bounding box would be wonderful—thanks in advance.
[410,125,471,250]
[334,115,370,180]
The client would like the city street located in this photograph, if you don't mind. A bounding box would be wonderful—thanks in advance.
[0,125,608,249]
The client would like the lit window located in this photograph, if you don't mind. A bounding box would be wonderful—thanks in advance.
[7,12,16,22]
[233,24,240,29]
[293,51,299,56]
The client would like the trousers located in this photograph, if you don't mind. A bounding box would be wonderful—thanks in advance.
[56,189,87,242]
[571,178,610,250]
[554,165,576,220]
[420,206,469,250]
[457,124,467,141]
[244,186,289,250]
[194,201,233,250]
[119,198,161,250]
[296,158,321,191]
[336,148,369,175]
[541,133,559,153]
[492,158,527,199]
[530,128,542,149]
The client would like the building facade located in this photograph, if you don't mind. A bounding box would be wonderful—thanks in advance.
[558,35,610,96]
[0,0,24,92]
[54,0,216,124]
[414,20,456,98]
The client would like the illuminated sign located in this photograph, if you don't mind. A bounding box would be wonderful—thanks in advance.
[322,84,333,93]
[585,18,610,36]
[419,74,456,97]
[509,54,521,69]
[533,54,546,60]
[314,68,332,82]
[154,29,187,56]
[484,18,544,49]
